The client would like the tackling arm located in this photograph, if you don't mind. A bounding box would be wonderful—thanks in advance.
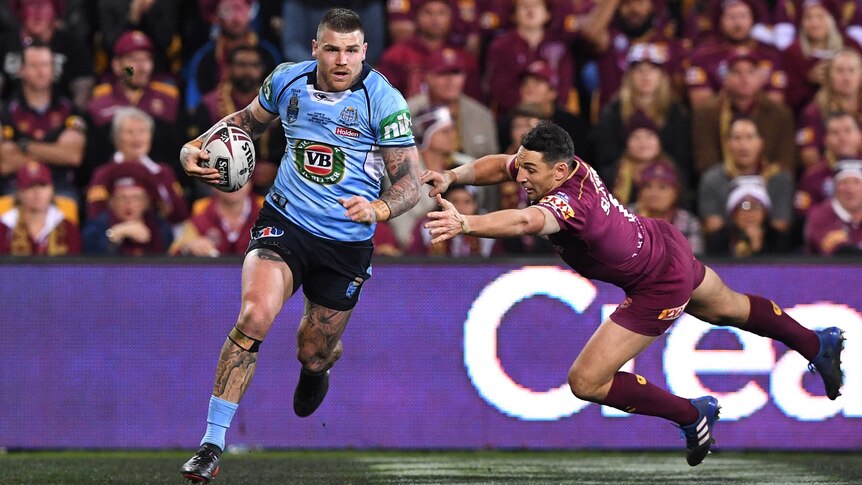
[446,153,513,186]
[425,196,560,245]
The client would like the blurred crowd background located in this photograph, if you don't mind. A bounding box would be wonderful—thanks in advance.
[1,0,861,259]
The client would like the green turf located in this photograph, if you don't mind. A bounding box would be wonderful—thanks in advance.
[0,450,860,484]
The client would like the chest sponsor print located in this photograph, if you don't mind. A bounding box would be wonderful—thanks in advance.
[294,140,346,184]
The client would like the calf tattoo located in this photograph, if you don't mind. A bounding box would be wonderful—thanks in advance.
[213,339,258,402]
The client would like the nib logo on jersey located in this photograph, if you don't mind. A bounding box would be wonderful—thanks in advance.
[294,139,346,184]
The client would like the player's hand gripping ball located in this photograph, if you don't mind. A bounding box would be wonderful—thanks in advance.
[201,121,256,192]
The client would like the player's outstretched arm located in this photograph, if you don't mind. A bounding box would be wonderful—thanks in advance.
[425,195,559,244]
[421,153,513,197]
[179,99,278,183]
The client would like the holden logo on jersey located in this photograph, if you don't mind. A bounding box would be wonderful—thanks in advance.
[335,126,360,138]
[294,140,346,184]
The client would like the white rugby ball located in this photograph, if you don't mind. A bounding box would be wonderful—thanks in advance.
[201,121,255,192]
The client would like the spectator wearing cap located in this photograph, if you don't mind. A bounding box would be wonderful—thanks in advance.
[595,43,692,184]
[781,1,862,113]
[389,106,486,248]
[378,0,481,101]
[0,161,80,255]
[408,184,501,257]
[0,0,94,109]
[629,159,703,255]
[686,0,787,109]
[706,176,792,256]
[188,45,283,199]
[796,49,862,169]
[698,117,795,241]
[804,159,862,254]
[609,111,681,206]
[86,107,188,226]
[169,182,262,257]
[773,0,862,50]
[87,30,181,174]
[407,47,498,159]
[282,1,385,65]
[0,40,86,204]
[82,161,172,256]
[591,0,685,111]
[96,0,179,78]
[484,0,576,121]
[796,112,862,218]
[512,60,590,158]
[692,49,796,175]
[184,0,282,112]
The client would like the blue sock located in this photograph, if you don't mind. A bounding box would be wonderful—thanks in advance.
[200,395,239,450]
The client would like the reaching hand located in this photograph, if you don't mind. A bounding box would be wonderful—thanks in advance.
[424,194,470,244]
[179,141,221,184]
[420,169,454,197]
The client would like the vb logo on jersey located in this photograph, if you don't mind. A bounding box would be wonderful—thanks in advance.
[294,140,346,184]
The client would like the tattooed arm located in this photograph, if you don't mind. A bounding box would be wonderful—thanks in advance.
[179,98,279,182]
[340,145,421,223]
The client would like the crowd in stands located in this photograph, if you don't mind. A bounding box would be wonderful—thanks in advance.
[0,0,860,259]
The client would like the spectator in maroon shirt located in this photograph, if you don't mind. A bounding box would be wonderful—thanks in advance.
[610,112,679,207]
[804,158,862,254]
[169,182,262,257]
[682,0,774,47]
[0,160,81,255]
[781,1,862,113]
[773,0,862,50]
[795,111,862,217]
[484,0,575,120]
[686,0,787,108]
[378,0,481,100]
[500,103,543,154]
[796,48,862,168]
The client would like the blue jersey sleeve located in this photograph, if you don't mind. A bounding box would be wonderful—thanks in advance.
[369,75,415,147]
[259,62,297,114]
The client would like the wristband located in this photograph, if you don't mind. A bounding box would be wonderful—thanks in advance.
[370,199,391,221]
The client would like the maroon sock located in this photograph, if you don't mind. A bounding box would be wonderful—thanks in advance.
[745,295,820,360]
[601,372,698,426]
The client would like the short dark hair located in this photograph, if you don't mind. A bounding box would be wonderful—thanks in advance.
[227,44,262,65]
[521,121,575,168]
[317,8,364,40]
[825,110,860,130]
[21,37,52,64]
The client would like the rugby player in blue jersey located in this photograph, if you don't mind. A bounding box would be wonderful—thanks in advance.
[178,8,420,483]
[423,121,845,467]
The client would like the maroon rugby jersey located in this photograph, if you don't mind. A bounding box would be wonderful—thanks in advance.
[509,157,666,291]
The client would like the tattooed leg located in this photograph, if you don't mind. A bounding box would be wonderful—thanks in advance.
[213,248,294,403]
[296,299,353,373]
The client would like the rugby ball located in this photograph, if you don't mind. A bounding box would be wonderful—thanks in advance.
[201,121,256,192]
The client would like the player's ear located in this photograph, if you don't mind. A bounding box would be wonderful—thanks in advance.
[311,39,319,59]
[362,42,368,61]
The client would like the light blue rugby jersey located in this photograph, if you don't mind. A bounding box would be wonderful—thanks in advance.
[258,60,415,241]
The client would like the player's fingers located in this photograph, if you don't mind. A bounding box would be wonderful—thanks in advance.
[430,232,455,245]
[436,195,455,211]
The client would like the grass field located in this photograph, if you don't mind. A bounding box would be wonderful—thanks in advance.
[1,449,861,485]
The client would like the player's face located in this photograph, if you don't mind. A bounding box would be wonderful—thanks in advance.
[17,183,54,213]
[720,3,754,42]
[726,119,763,169]
[802,5,831,41]
[116,116,153,160]
[829,54,862,96]
[514,147,566,201]
[312,28,367,92]
[825,117,862,157]
[835,176,862,212]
